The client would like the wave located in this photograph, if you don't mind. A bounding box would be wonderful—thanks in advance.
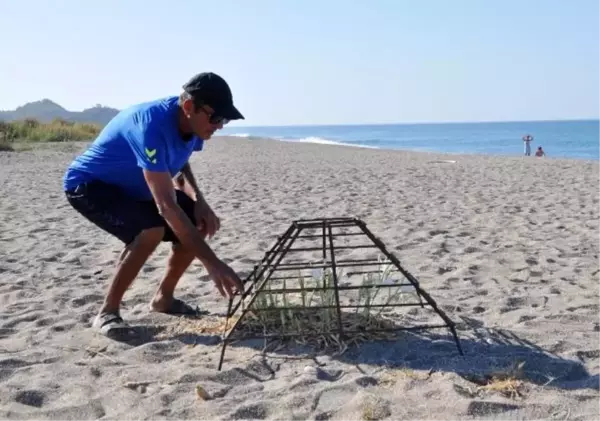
[225,133,378,149]
[279,136,379,149]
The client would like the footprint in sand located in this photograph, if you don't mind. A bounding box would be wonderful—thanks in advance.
[14,389,45,408]
[70,293,104,308]
[437,266,455,275]
[529,270,543,277]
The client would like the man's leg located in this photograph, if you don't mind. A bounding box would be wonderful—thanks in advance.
[151,242,196,312]
[65,181,170,334]
[100,227,165,315]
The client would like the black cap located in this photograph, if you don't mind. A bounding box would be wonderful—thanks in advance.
[182,72,244,120]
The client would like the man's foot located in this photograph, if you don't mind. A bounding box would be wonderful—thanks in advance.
[92,312,133,339]
[150,297,201,316]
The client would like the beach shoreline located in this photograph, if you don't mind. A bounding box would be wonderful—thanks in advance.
[1,136,598,420]
[219,118,600,161]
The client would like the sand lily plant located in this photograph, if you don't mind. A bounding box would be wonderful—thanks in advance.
[233,255,419,353]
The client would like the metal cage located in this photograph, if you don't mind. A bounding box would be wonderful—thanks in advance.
[217,217,463,370]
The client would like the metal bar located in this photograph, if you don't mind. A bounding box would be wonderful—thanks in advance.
[294,217,357,224]
[449,325,464,355]
[266,270,399,281]
[345,269,400,277]
[356,221,447,319]
[295,220,358,229]
[321,221,327,261]
[245,282,414,294]
[295,232,364,239]
[242,227,296,289]
[227,224,297,317]
[272,244,377,253]
[243,302,429,312]
[327,223,344,337]
[217,226,299,372]
[294,217,352,223]
[220,223,304,354]
[260,259,392,272]
[355,220,463,354]
[228,324,449,341]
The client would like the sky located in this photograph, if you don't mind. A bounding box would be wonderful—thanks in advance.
[0,0,598,126]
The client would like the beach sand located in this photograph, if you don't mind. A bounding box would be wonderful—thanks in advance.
[1,136,598,420]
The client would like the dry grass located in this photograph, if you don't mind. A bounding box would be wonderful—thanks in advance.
[477,378,526,398]
[379,367,434,387]
[155,315,238,343]
[155,257,419,356]
[459,360,528,400]
[360,394,391,421]
[476,361,527,399]
[230,260,418,353]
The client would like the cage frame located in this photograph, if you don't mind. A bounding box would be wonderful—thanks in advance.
[217,217,464,370]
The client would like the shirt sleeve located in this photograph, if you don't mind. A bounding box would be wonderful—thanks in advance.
[193,138,205,151]
[126,117,170,172]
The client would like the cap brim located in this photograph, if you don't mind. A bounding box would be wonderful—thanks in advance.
[220,104,244,120]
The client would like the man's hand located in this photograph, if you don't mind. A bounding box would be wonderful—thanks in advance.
[205,259,243,298]
[194,199,220,239]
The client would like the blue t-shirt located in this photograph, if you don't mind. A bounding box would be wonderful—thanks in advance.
[63,96,204,200]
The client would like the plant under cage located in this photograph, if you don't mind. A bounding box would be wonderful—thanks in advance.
[217,217,463,371]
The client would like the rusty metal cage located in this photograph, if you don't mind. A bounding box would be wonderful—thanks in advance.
[217,217,463,370]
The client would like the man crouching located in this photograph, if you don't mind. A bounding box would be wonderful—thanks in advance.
[62,72,244,338]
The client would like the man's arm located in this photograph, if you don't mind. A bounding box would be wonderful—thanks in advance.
[144,169,241,297]
[176,162,205,203]
[177,162,221,237]
[146,170,216,265]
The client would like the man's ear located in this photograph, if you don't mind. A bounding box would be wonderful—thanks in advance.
[182,98,195,117]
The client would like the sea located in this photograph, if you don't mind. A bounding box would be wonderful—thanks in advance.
[221,120,599,161]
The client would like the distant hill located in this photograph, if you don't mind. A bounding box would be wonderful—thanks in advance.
[0,99,119,126]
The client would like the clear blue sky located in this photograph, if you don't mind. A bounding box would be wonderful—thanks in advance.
[0,0,598,126]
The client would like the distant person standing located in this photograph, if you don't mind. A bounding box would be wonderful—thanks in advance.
[522,134,533,156]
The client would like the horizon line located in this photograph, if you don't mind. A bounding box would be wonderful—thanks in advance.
[1,98,597,127]
[227,117,600,129]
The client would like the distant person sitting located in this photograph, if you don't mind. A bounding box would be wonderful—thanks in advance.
[535,146,546,157]
[522,134,533,156]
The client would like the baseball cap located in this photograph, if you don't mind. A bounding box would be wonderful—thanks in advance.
[182,72,244,120]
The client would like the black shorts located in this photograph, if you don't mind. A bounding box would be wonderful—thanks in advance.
[65,180,196,245]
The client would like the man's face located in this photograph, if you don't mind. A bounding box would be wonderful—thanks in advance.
[182,99,227,140]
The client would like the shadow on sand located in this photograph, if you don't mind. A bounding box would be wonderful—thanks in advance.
[116,313,598,393]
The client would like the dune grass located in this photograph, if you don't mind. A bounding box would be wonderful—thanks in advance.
[0,118,101,147]
[231,258,418,353]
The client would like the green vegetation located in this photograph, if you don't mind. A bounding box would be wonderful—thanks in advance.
[0,118,102,151]
[230,257,417,352]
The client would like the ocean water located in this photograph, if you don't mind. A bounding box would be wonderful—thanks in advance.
[221,120,599,160]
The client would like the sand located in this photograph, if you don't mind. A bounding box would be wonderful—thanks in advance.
[0,136,598,420]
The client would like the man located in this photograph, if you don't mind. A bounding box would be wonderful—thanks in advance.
[63,72,244,338]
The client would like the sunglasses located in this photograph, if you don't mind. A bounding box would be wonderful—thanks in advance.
[199,106,229,125]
